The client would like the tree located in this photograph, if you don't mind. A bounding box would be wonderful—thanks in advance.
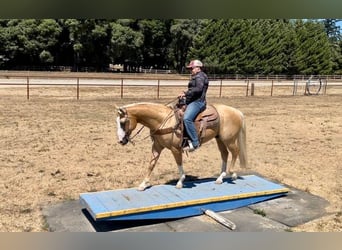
[169,19,205,73]
[337,40,342,73]
[109,20,144,72]
[0,18,340,74]
[191,19,291,75]
[137,19,172,69]
[256,19,295,74]
[322,19,341,42]
[37,20,62,65]
[39,50,53,64]
[88,20,112,70]
[293,20,334,74]
[0,20,9,67]
[0,19,61,68]
[62,19,112,71]
[322,19,342,74]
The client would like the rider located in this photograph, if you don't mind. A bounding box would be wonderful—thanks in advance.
[179,59,209,152]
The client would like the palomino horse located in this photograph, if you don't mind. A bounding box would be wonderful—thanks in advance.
[116,102,247,191]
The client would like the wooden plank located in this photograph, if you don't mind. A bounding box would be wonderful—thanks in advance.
[80,175,289,221]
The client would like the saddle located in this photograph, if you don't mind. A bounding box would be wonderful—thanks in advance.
[175,104,220,145]
[152,102,220,148]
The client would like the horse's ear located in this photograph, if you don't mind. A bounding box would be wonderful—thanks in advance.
[114,104,124,116]
[114,105,119,115]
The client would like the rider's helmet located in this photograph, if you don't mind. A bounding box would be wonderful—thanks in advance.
[186,59,203,68]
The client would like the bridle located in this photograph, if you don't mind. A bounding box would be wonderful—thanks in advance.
[117,106,176,145]
[118,108,135,145]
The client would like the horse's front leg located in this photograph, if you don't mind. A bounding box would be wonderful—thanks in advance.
[216,162,227,184]
[171,148,185,189]
[138,142,163,191]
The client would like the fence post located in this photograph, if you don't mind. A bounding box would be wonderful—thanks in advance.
[324,80,328,95]
[251,83,255,96]
[246,80,249,96]
[26,76,29,100]
[120,78,124,99]
[76,77,80,100]
[304,80,309,95]
[219,79,222,97]
[271,80,274,96]
[157,79,160,99]
[292,80,297,96]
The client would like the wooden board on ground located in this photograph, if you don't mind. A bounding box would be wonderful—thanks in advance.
[80,175,289,221]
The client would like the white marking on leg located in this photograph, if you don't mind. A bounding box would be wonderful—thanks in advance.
[138,179,151,191]
[176,165,185,189]
[215,162,227,184]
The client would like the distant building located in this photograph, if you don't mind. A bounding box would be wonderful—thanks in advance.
[108,64,124,72]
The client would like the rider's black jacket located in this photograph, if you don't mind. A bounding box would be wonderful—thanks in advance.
[184,71,209,105]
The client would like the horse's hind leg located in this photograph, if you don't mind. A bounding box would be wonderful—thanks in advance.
[215,138,239,184]
[215,138,228,184]
[227,141,239,180]
[138,142,163,191]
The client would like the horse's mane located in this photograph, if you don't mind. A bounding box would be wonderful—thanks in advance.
[122,102,172,110]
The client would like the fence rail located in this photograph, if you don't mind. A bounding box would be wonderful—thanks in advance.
[1,71,341,99]
[1,71,342,80]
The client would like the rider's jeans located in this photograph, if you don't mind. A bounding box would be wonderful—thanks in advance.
[183,100,206,148]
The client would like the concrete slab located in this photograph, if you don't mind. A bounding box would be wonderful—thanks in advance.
[163,216,228,232]
[116,216,227,232]
[42,200,95,232]
[220,208,289,232]
[249,187,329,227]
[42,185,329,232]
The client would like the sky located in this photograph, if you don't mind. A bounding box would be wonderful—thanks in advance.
[337,20,342,31]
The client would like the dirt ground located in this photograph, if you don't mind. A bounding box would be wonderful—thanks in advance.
[0,83,341,232]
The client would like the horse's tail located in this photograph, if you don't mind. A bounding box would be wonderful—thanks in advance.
[238,113,248,169]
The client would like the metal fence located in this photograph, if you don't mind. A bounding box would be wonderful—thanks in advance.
[0,71,341,100]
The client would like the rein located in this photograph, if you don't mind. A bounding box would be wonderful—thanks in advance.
[134,109,175,143]
[126,100,179,144]
[149,109,175,137]
[128,125,145,145]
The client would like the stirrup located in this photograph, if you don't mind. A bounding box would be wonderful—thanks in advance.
[183,141,199,152]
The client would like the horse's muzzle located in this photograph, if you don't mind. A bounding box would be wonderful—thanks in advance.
[119,137,129,145]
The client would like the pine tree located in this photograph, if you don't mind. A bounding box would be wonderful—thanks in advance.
[293,20,334,74]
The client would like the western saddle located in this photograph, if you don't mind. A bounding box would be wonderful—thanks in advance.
[152,99,220,149]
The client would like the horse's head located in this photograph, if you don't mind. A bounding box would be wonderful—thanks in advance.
[116,106,137,145]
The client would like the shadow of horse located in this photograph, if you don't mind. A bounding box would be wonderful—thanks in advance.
[164,175,246,189]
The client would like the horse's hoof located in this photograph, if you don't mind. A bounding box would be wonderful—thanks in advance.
[215,179,223,184]
[176,183,183,189]
[138,183,150,191]
[137,186,146,191]
[231,173,238,180]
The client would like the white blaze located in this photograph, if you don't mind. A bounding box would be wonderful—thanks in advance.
[116,117,126,141]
